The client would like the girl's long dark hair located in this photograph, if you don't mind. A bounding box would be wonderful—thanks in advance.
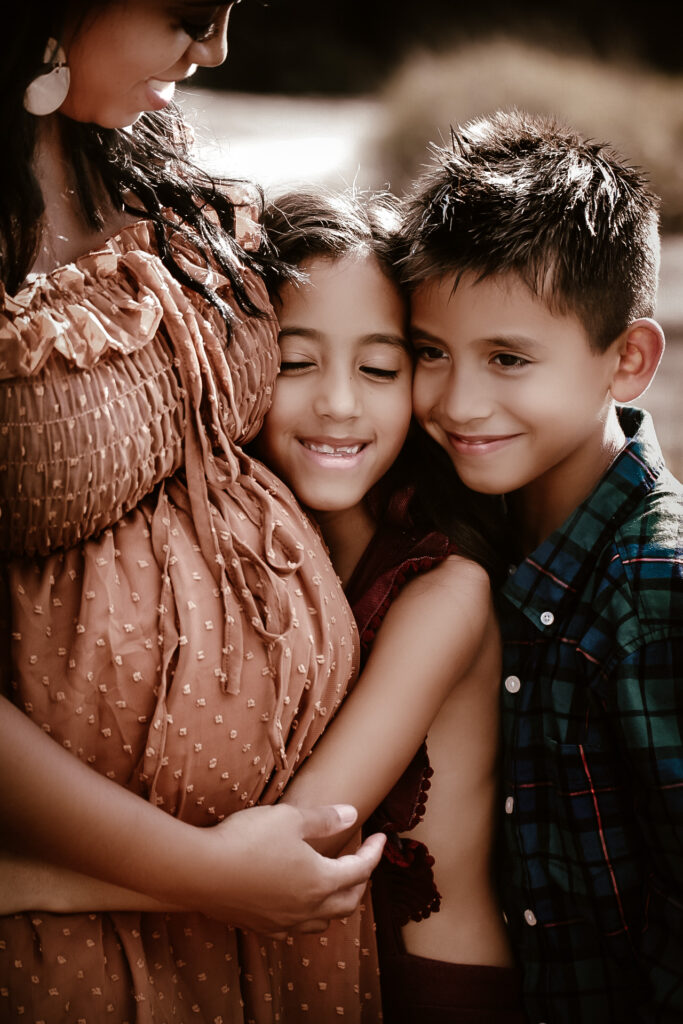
[1,2,283,331]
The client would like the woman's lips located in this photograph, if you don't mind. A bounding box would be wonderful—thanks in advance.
[145,78,176,109]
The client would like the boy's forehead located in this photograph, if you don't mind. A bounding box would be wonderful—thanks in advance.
[409,270,593,349]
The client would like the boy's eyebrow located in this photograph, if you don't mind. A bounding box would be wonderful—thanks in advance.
[480,334,546,353]
[409,325,444,344]
[409,325,546,353]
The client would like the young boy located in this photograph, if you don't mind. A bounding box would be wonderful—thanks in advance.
[401,110,683,1022]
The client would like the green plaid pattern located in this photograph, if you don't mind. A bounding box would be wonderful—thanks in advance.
[497,407,683,1023]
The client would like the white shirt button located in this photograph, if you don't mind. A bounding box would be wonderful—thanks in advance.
[540,610,554,626]
[504,674,521,694]
[505,796,515,814]
[524,909,537,926]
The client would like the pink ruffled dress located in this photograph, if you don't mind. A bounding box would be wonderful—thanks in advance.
[0,216,380,1023]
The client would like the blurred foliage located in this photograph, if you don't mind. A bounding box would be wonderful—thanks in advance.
[197,0,683,95]
[371,39,683,231]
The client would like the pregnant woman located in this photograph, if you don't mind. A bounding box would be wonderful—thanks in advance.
[0,3,384,1021]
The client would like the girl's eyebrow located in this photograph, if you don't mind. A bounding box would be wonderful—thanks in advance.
[360,333,409,350]
[278,328,408,349]
[278,327,321,340]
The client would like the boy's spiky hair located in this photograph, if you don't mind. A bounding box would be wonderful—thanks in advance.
[401,110,661,350]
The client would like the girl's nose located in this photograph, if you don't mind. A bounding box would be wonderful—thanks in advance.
[313,374,362,421]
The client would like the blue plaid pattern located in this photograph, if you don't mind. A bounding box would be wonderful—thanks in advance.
[497,407,683,1023]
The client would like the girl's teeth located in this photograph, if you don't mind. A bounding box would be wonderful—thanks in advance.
[304,442,362,456]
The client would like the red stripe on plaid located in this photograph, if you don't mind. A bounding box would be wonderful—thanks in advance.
[579,744,630,938]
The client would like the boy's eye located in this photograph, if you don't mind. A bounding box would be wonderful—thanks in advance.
[491,353,530,369]
[361,366,400,380]
[415,345,447,363]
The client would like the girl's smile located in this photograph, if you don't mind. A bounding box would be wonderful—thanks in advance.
[258,253,412,519]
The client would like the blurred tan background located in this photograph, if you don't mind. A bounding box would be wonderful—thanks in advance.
[180,7,683,476]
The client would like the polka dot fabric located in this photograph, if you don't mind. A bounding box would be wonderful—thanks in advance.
[0,221,381,1022]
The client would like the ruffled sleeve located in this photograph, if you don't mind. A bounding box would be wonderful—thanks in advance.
[0,219,277,557]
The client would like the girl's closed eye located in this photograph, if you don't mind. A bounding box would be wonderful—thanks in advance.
[360,364,400,380]
[278,359,316,374]
[277,339,318,374]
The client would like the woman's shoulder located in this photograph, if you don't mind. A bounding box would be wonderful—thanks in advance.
[0,214,272,381]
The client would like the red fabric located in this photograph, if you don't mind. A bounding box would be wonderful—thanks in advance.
[346,524,458,926]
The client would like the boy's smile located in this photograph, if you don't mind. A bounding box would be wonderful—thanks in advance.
[411,271,626,543]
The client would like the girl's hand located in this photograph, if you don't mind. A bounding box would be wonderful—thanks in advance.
[198,803,386,934]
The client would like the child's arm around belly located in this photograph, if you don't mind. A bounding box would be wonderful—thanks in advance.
[282,554,502,860]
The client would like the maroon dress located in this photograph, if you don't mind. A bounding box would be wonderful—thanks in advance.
[347,523,525,1024]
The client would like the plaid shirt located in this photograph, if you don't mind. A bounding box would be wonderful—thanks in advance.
[497,407,683,1023]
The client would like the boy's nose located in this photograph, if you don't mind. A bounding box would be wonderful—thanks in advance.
[441,369,493,426]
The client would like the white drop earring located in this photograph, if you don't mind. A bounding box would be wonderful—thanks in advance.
[23,38,71,116]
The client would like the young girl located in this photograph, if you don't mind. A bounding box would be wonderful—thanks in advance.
[257,188,525,1023]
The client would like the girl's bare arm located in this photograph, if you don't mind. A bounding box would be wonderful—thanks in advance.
[282,555,501,853]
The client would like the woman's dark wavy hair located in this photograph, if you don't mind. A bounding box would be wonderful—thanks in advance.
[1,1,281,331]
[400,109,660,352]
[261,187,507,581]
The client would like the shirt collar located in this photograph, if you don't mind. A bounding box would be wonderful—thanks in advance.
[500,406,665,625]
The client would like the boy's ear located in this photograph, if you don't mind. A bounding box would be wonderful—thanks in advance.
[609,318,665,403]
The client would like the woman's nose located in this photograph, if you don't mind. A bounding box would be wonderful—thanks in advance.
[188,11,231,69]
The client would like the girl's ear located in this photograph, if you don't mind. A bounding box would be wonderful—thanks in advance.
[609,318,665,403]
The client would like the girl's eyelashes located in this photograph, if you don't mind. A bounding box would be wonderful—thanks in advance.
[278,361,400,379]
[278,360,315,374]
[361,365,400,380]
